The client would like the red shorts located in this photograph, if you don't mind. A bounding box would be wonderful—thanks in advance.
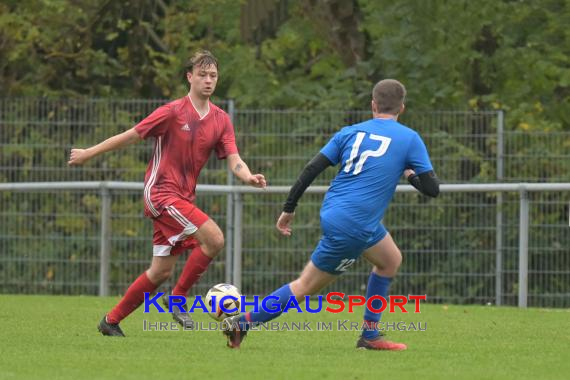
[152,199,209,256]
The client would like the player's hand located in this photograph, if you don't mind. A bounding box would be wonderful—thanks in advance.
[404,169,416,179]
[68,148,92,166]
[247,173,266,188]
[276,212,295,236]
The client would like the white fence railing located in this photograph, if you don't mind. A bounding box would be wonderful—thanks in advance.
[1,182,569,307]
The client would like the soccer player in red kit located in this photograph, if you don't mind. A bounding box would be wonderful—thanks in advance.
[68,50,266,337]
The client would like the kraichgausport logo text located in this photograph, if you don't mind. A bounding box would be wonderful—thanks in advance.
[143,292,426,314]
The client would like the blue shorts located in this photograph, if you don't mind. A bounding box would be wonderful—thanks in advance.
[311,222,388,275]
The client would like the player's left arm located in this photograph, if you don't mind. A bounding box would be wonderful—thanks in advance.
[227,154,266,188]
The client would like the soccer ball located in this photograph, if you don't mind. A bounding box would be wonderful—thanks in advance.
[205,283,241,321]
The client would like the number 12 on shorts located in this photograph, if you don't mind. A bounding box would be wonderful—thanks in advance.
[335,258,356,272]
[344,132,392,175]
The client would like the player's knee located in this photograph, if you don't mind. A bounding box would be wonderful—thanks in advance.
[205,233,224,256]
[148,267,173,284]
[158,268,173,282]
[385,251,402,275]
[213,234,225,252]
[373,249,402,277]
[393,250,403,269]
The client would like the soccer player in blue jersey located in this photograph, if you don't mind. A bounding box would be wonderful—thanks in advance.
[223,79,440,349]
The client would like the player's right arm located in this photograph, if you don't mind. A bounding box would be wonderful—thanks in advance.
[68,127,141,166]
[405,169,440,197]
[276,152,332,236]
[404,133,440,197]
[69,103,171,166]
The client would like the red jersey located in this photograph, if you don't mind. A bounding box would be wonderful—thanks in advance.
[134,95,238,217]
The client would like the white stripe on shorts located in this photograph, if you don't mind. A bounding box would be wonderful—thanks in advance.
[153,245,172,256]
[166,206,197,234]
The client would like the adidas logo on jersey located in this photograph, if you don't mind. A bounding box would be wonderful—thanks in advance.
[181,123,190,131]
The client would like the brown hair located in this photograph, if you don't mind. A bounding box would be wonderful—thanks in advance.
[372,79,406,115]
[184,50,218,73]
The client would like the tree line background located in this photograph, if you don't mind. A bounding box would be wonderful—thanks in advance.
[2,0,569,128]
[0,0,568,306]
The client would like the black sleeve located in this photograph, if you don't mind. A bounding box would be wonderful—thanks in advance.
[408,170,440,198]
[283,153,333,213]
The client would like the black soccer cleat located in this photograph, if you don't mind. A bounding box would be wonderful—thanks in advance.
[222,315,248,349]
[162,293,194,330]
[98,315,126,337]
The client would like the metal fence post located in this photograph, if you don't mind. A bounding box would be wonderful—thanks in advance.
[99,185,111,297]
[225,99,236,283]
[232,192,243,291]
[496,110,505,305]
[518,188,529,308]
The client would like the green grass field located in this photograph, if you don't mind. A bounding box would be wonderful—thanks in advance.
[0,295,568,380]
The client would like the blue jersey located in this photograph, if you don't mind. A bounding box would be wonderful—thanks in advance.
[319,118,433,236]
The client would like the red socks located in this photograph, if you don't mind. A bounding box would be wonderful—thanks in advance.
[106,247,212,324]
[172,247,213,297]
[106,272,158,324]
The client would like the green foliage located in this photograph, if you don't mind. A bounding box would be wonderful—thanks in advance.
[3,0,569,130]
